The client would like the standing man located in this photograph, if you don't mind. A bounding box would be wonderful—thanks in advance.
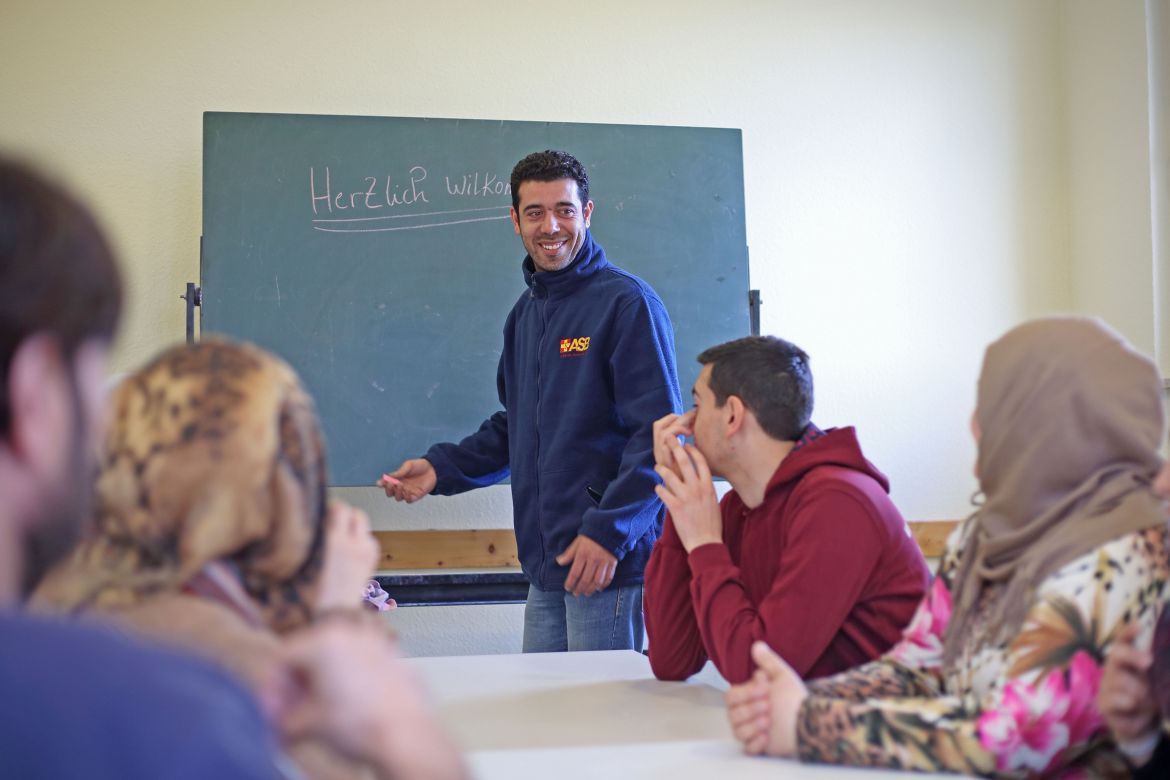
[644,336,929,683]
[383,150,682,652]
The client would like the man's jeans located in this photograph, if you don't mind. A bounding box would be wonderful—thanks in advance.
[522,583,645,653]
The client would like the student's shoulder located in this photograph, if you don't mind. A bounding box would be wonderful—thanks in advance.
[798,462,880,492]
[783,464,914,557]
[595,263,667,307]
[793,462,894,518]
[4,610,236,685]
[0,612,277,778]
[1047,524,1170,592]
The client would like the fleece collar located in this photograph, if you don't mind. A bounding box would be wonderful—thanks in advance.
[522,230,609,299]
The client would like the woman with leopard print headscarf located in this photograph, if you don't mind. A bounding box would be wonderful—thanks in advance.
[34,338,384,780]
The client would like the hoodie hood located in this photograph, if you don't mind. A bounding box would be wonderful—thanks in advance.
[767,426,890,496]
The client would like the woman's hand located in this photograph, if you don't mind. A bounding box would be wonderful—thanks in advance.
[725,641,808,757]
[1098,623,1160,764]
[314,501,379,614]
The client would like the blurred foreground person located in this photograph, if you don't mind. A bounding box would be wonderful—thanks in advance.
[0,157,464,780]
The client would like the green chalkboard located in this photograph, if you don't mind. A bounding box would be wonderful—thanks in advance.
[202,112,749,486]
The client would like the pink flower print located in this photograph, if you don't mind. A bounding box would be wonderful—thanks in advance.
[1061,651,1103,743]
[890,576,952,667]
[978,672,1069,771]
[977,651,1102,773]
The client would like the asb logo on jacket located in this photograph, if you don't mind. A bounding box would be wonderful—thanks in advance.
[559,336,591,356]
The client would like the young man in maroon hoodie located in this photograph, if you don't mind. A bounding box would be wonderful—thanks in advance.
[644,336,929,684]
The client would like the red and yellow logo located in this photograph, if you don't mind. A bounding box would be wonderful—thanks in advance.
[559,336,591,356]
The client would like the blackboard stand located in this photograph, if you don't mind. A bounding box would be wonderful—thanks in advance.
[182,282,202,344]
[749,289,762,336]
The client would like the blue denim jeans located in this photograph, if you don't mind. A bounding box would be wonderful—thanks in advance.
[522,583,645,653]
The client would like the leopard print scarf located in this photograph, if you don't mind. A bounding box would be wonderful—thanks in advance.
[34,339,328,634]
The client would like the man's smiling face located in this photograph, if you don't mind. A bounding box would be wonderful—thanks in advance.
[510,178,593,272]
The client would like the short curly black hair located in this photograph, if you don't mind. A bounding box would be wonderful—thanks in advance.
[509,150,589,212]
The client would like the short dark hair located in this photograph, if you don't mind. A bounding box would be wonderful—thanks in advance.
[697,336,813,441]
[0,159,123,437]
[510,150,590,211]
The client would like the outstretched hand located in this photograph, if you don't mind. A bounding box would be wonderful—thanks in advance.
[725,641,808,758]
[378,458,437,503]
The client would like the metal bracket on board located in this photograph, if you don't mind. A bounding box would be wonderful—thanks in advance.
[181,282,202,344]
[748,289,762,336]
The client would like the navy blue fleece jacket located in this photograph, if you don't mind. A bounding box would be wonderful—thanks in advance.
[424,231,682,590]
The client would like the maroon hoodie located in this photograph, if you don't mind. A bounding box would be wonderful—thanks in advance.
[645,426,929,683]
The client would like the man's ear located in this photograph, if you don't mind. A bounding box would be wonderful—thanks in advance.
[510,207,521,235]
[724,395,747,437]
[5,335,69,478]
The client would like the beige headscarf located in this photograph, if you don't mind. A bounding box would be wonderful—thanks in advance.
[943,317,1168,665]
[33,338,329,634]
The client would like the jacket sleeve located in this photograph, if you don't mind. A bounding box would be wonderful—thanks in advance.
[578,293,682,557]
[645,512,709,681]
[424,353,511,495]
[686,488,888,684]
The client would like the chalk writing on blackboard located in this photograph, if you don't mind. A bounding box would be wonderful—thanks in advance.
[445,171,512,198]
[310,165,430,213]
[309,165,513,233]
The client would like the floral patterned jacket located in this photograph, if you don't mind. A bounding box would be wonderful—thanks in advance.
[795,519,1170,778]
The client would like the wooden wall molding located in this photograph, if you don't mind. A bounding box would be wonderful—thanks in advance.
[375,520,958,570]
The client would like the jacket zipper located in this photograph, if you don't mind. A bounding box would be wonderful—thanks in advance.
[533,289,549,583]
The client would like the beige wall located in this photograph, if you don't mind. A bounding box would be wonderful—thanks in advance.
[1147,0,1170,377]
[1,0,1161,653]
[1062,0,1157,359]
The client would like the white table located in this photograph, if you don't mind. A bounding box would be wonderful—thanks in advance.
[408,650,960,779]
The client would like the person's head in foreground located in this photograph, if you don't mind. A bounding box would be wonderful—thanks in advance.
[726,317,1170,777]
[0,157,122,605]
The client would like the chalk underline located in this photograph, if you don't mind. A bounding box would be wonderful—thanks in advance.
[313,214,511,233]
[313,205,510,223]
